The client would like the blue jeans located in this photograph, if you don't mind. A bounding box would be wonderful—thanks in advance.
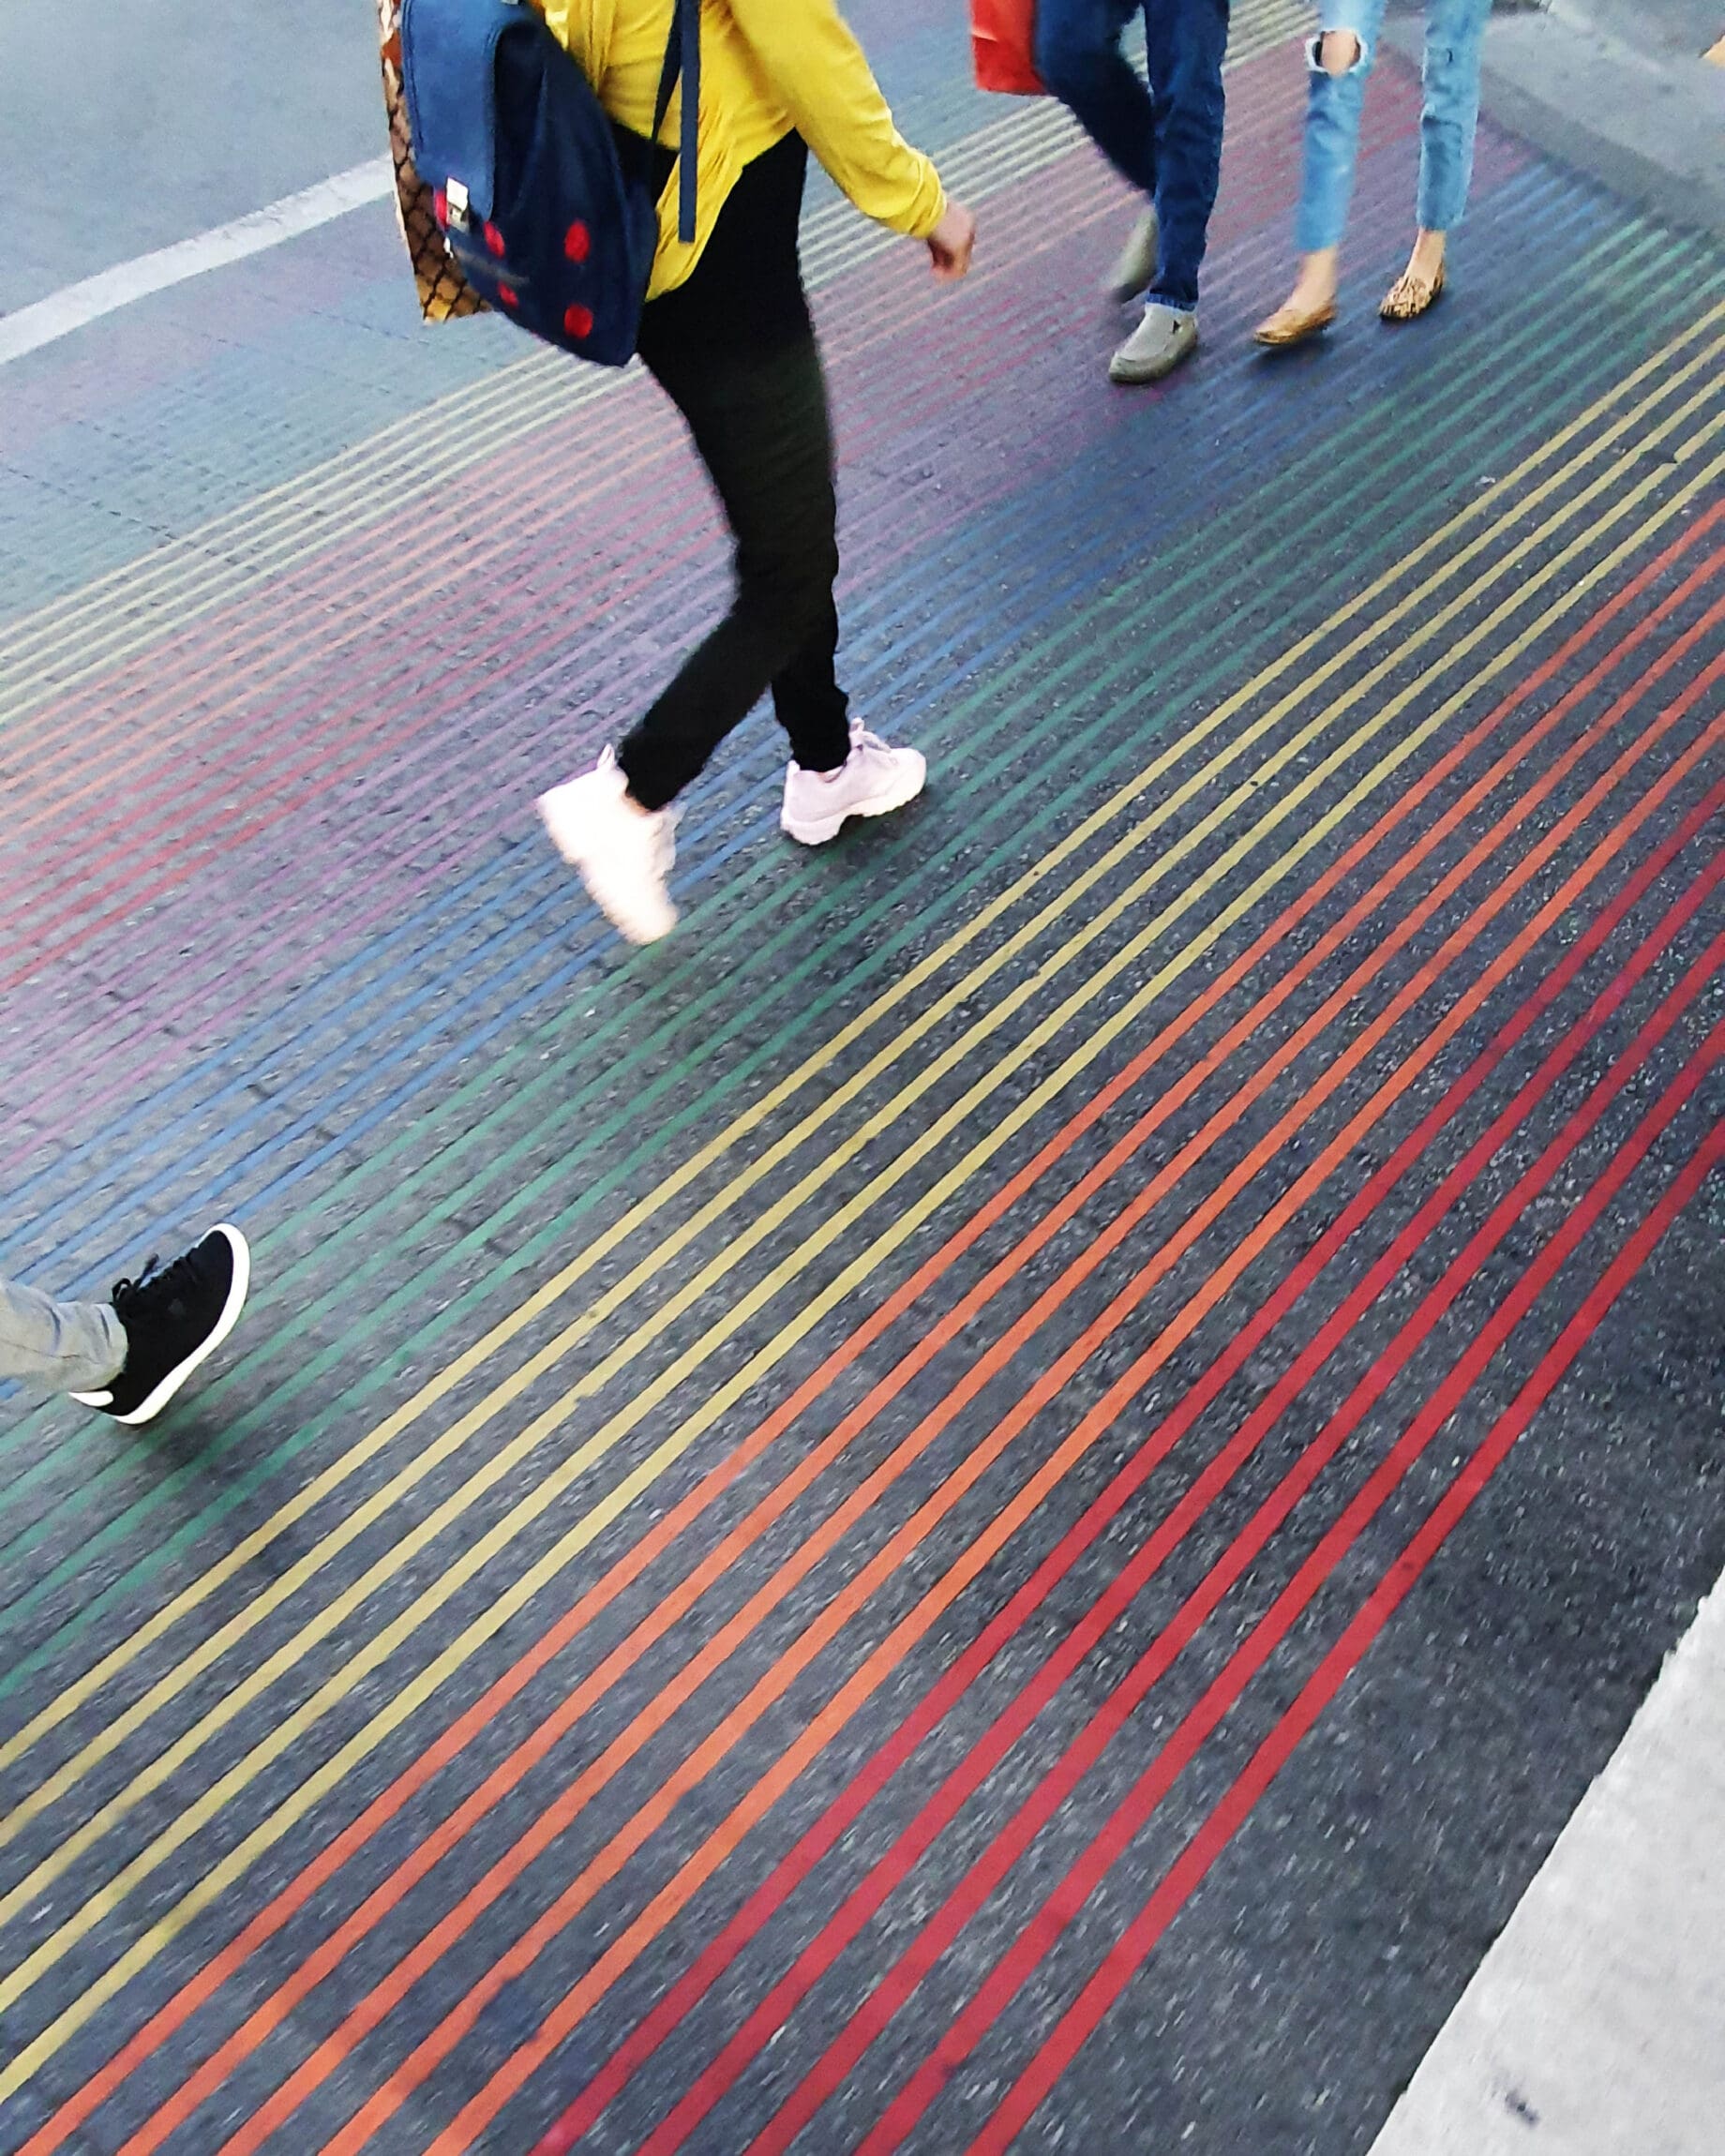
[1296,0,1492,254]
[1036,0,1231,313]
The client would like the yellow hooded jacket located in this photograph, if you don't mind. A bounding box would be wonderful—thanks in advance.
[537,0,947,298]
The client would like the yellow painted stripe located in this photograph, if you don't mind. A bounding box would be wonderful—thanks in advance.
[0,1,1308,720]
[0,427,1718,2090]
[3,315,1718,1838]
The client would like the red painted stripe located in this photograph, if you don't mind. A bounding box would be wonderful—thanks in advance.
[543,698,1725,2156]
[968,1115,1725,2156]
[677,918,1725,2156]
[511,783,1725,2145]
[62,515,1708,2156]
[40,528,1696,2156]
[840,1014,1725,2156]
[296,706,1725,2147]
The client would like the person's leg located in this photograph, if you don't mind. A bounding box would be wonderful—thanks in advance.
[616,327,852,810]
[0,1276,125,1395]
[640,322,924,846]
[1295,3,1383,258]
[1036,0,1161,197]
[539,129,922,932]
[1377,0,1491,316]
[540,333,845,942]
[770,589,847,774]
[1255,0,1383,340]
[0,1224,249,1425]
[1138,0,1230,314]
[1418,0,1491,233]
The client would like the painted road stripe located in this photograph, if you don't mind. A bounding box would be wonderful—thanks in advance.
[0,174,1682,1146]
[0,134,1397,1233]
[1,426,1718,2079]
[966,1101,1725,2156]
[54,522,1719,2156]
[0,67,1414,1207]
[459,561,1725,2151]
[0,160,394,368]
[4,321,1714,1800]
[0,1,1307,710]
[0,191,1660,1703]
[533,798,1725,2156]
[322,702,1725,2156]
[694,929,1725,2156]
[3,395,1712,1923]
[212,651,1725,2156]
[0,164,1624,1315]
[4,415,1717,2110]
[7,319,1716,2156]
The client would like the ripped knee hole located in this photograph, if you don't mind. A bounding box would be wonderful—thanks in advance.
[1318,28,1362,75]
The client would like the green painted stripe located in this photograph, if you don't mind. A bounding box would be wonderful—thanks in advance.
[0,220,1713,1707]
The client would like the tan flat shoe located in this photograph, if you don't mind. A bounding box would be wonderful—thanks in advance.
[1253,299,1337,349]
[1380,263,1446,322]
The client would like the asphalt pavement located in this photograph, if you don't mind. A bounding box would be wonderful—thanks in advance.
[2,7,1721,2154]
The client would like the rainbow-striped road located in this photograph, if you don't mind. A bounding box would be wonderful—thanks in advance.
[2,5,1722,2153]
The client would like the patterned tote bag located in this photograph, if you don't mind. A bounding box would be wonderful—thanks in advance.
[377,0,488,321]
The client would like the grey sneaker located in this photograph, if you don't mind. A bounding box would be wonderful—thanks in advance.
[1108,303,1198,385]
[1104,206,1160,304]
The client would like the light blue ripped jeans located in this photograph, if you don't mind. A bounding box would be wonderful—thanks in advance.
[1296,0,1492,255]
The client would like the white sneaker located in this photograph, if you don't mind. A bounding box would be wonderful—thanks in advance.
[537,747,679,944]
[781,718,926,846]
[1105,205,1161,304]
[1108,302,1198,385]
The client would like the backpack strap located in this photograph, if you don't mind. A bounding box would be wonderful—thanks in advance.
[651,0,701,244]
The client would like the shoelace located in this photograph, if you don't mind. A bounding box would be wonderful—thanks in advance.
[110,1246,202,1324]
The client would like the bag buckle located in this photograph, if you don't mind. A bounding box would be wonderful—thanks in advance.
[445,177,472,232]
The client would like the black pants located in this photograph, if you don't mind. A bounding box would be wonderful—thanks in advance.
[618,134,851,813]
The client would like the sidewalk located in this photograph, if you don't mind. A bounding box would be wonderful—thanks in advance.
[1391,0,1725,237]
[1373,1566,1725,2155]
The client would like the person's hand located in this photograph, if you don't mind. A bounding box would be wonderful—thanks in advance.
[927,201,976,283]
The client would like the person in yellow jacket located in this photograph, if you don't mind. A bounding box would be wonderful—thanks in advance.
[536,0,976,944]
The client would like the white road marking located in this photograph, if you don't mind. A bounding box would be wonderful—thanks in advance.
[0,157,393,367]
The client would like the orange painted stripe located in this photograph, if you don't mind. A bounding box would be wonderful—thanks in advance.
[323,658,1725,2152]
[966,1053,1725,2156]
[60,522,1716,2156]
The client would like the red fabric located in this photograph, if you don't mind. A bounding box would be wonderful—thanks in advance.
[970,0,1043,94]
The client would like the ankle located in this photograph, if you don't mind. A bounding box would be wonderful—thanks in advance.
[1408,230,1447,277]
[1291,250,1339,304]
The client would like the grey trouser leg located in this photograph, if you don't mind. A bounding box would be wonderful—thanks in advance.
[0,1276,127,1394]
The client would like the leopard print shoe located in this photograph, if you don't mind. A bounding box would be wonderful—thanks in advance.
[1379,263,1446,322]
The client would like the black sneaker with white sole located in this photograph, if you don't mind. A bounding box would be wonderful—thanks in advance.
[70,1224,251,1427]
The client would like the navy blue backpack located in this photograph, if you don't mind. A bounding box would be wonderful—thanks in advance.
[400,0,700,367]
